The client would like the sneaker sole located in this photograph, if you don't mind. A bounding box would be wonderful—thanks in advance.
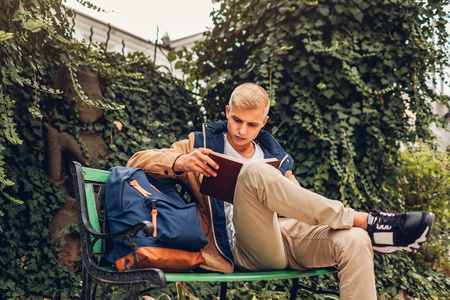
[372,226,430,253]
[372,213,435,254]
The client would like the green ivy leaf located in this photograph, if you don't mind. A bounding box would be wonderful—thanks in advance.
[29,106,43,119]
[323,89,334,99]
[0,30,14,42]
[22,19,52,33]
[317,82,327,89]
[167,49,177,62]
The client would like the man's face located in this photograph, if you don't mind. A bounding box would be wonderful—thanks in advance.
[225,104,269,150]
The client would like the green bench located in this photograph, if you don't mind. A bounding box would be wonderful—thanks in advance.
[70,161,336,299]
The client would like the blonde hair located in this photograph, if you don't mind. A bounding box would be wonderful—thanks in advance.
[229,83,270,116]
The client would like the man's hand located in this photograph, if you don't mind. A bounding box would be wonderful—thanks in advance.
[173,148,219,177]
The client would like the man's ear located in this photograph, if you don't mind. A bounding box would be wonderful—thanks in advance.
[262,115,269,127]
[226,105,230,118]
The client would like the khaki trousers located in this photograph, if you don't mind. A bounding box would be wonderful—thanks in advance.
[232,161,377,300]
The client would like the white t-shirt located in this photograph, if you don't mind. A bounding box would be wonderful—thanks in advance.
[223,133,265,251]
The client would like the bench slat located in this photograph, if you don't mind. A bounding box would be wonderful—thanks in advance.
[165,268,336,282]
[83,167,110,182]
[84,183,102,253]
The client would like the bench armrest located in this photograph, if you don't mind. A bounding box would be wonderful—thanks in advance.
[86,220,154,270]
[87,220,153,241]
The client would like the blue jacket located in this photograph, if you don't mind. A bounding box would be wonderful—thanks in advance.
[193,121,294,263]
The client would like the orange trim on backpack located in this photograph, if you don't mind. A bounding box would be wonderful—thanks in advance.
[116,247,205,272]
[128,180,151,196]
[150,184,161,194]
[151,208,158,237]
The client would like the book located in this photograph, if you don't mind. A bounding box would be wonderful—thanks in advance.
[199,152,282,204]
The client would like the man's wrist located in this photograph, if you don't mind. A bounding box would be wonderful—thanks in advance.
[172,154,185,173]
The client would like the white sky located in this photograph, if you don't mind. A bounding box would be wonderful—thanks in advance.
[64,0,217,41]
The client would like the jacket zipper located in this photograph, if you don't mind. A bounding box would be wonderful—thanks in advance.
[207,195,234,268]
[202,123,234,268]
[280,154,289,167]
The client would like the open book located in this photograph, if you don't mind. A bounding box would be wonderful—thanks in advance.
[199,152,281,204]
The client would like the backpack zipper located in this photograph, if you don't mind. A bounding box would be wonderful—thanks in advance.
[151,200,158,237]
[127,179,151,196]
[127,178,159,237]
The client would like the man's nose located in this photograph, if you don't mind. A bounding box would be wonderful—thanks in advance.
[238,124,247,135]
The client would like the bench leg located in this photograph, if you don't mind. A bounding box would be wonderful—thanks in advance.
[220,282,227,300]
[289,278,299,300]
[81,267,92,299]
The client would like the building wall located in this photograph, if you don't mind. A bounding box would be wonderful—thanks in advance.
[69,9,203,78]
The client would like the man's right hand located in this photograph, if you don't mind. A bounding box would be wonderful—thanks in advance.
[173,148,219,177]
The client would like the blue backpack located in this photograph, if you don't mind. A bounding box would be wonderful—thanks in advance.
[105,166,208,272]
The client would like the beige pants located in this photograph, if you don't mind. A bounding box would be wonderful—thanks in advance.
[232,161,377,300]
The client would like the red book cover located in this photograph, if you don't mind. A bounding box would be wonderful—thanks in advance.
[199,152,281,204]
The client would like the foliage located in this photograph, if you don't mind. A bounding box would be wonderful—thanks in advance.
[140,277,341,300]
[96,50,202,166]
[0,0,119,216]
[174,0,450,298]
[0,0,68,216]
[0,1,200,299]
[0,3,86,296]
[178,0,449,207]
[0,49,199,298]
[1,0,449,298]
[393,144,450,275]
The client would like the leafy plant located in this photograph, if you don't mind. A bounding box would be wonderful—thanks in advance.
[174,0,450,298]
[393,144,450,275]
[1,0,449,298]
[0,0,121,215]
[0,1,200,299]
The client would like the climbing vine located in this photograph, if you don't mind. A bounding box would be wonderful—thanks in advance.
[174,0,450,298]
[1,0,449,298]
[180,0,449,206]
[0,0,200,298]
[0,0,123,216]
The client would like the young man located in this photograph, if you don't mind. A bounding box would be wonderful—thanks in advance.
[127,83,434,299]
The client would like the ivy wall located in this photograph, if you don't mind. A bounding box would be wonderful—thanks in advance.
[0,0,200,298]
[1,0,449,299]
[174,0,450,298]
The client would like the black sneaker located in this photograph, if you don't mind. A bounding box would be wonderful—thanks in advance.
[366,211,435,254]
